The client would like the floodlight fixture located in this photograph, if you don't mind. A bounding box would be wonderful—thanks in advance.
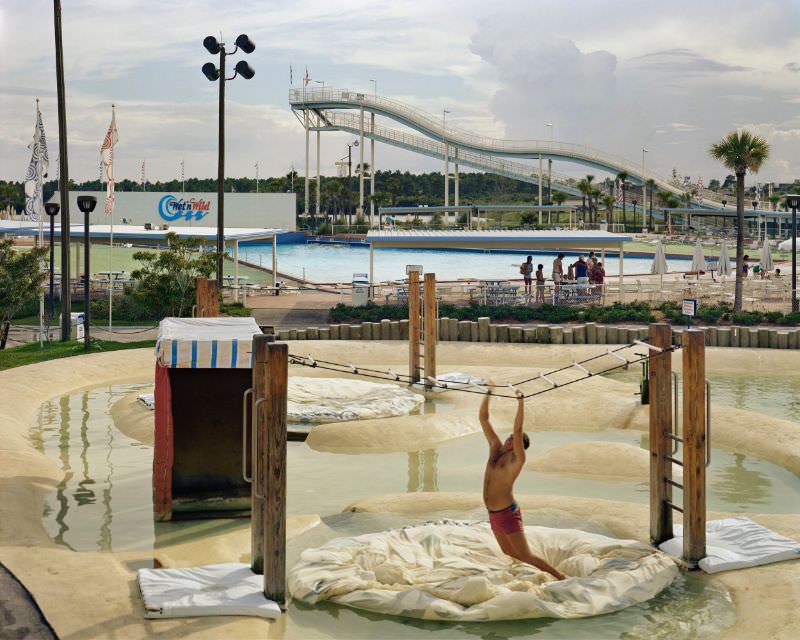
[203,36,221,54]
[234,60,255,80]
[785,194,800,210]
[786,194,800,313]
[235,34,255,53]
[44,202,60,217]
[202,62,220,81]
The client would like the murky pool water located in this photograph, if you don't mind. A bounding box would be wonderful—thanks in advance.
[37,377,800,637]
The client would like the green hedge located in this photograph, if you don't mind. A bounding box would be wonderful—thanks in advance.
[330,300,800,327]
[329,301,656,324]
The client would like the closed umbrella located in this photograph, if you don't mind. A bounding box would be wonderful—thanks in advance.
[690,239,706,274]
[650,239,669,290]
[761,238,774,273]
[718,241,731,277]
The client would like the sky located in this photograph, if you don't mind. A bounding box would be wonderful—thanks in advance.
[3,0,800,188]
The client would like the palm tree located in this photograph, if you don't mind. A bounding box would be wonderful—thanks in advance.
[616,171,629,230]
[584,175,595,222]
[709,130,770,311]
[577,179,590,221]
[769,194,780,211]
[552,191,567,225]
[601,194,615,223]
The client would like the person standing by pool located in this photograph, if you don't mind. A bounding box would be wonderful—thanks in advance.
[741,254,750,278]
[552,253,564,291]
[520,255,534,297]
[535,264,546,304]
[572,256,590,284]
[480,389,566,581]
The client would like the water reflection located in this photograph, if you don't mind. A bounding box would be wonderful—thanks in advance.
[712,453,772,509]
[33,383,154,552]
[407,450,440,492]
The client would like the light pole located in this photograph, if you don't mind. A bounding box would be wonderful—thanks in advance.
[369,79,377,227]
[201,33,255,286]
[44,203,60,321]
[786,195,800,313]
[76,195,96,348]
[546,123,553,202]
[255,161,259,193]
[347,140,359,224]
[632,199,638,228]
[641,148,648,231]
[442,109,450,210]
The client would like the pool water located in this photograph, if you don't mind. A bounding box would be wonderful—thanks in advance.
[237,243,689,283]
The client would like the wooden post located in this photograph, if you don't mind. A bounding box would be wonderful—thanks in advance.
[682,330,706,565]
[196,277,219,317]
[423,273,437,385]
[254,338,288,606]
[408,270,421,383]
[649,323,673,545]
[250,334,275,574]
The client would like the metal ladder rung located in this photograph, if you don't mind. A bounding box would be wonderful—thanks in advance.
[663,432,684,443]
[665,456,684,467]
[665,500,684,513]
[665,478,683,489]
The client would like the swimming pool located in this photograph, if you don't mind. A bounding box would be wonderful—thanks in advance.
[236,242,690,283]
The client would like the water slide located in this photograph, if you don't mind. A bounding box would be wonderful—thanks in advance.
[289,88,730,209]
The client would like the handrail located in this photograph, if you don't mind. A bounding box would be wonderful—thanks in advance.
[291,88,732,209]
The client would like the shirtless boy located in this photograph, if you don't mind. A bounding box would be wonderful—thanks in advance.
[480,389,566,580]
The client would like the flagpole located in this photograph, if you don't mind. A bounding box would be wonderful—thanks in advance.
[108,104,116,334]
[36,98,45,347]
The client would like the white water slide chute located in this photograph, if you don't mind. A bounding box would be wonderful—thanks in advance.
[289,88,731,209]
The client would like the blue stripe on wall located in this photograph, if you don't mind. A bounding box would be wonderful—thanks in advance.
[211,340,218,368]
[191,340,198,368]
[231,339,238,368]
[171,341,178,367]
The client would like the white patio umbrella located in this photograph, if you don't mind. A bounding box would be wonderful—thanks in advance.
[650,239,669,289]
[717,241,731,278]
[690,239,706,274]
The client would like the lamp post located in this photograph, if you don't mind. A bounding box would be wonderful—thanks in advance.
[641,148,648,232]
[347,140,359,224]
[76,195,96,348]
[632,199,638,228]
[201,33,255,286]
[546,123,553,202]
[44,202,60,321]
[785,194,800,312]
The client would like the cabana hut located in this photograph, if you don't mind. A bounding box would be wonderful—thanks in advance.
[153,317,262,521]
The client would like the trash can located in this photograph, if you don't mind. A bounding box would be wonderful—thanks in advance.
[60,312,85,341]
[351,273,370,307]
[599,221,608,232]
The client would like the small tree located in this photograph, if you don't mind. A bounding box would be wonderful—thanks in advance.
[0,239,47,348]
[126,233,218,319]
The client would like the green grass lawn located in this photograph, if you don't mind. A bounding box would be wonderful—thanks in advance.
[0,339,155,371]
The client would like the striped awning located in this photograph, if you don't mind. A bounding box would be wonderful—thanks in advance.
[155,317,262,368]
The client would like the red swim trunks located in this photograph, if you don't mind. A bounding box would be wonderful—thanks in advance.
[488,502,524,534]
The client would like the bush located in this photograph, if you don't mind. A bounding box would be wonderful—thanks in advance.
[315,221,332,235]
[697,303,730,324]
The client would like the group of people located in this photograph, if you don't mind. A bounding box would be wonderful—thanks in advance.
[741,255,781,280]
[519,252,606,302]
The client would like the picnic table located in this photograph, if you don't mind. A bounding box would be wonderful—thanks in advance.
[478,280,521,305]
[554,282,600,306]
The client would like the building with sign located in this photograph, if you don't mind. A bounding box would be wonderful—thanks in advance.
[50,191,296,231]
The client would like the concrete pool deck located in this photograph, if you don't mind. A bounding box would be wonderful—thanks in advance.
[1,344,799,638]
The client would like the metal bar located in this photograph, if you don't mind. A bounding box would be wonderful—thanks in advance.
[572,362,590,375]
[665,478,684,489]
[672,371,680,454]
[663,432,684,442]
[539,371,557,387]
[252,398,266,499]
[665,456,684,467]
[665,501,684,513]
[633,339,663,352]
[706,379,711,467]
[607,349,628,364]
[241,388,254,482]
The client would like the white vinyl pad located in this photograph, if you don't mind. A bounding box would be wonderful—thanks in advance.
[289,521,678,621]
[138,563,282,619]
[659,517,800,574]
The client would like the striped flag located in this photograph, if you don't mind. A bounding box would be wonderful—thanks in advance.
[289,64,293,86]
[304,66,309,87]
[140,159,146,189]
[100,107,118,214]
[615,180,623,205]
[695,177,704,204]
[24,101,49,222]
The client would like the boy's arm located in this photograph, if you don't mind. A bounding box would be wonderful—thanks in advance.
[479,394,501,448]
[512,390,526,461]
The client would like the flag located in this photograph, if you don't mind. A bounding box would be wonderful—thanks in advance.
[304,66,309,87]
[24,101,49,222]
[695,177,704,204]
[615,180,623,205]
[289,64,293,86]
[140,159,146,187]
[100,107,118,214]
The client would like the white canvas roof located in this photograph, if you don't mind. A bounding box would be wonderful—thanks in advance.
[156,317,262,368]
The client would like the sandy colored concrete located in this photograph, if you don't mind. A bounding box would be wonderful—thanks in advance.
[111,388,155,445]
[1,341,800,639]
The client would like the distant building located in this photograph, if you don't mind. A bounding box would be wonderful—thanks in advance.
[49,191,296,230]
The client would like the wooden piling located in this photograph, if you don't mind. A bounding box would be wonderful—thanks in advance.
[259,340,288,605]
[196,277,219,317]
[408,270,421,382]
[423,273,437,383]
[682,330,706,565]
[250,334,274,574]
[649,324,673,546]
